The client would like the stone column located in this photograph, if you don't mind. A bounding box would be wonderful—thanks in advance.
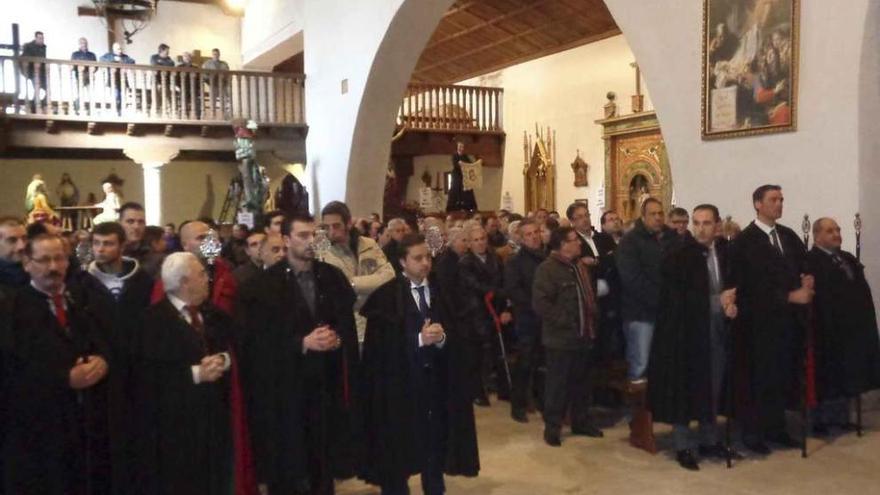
[124,147,180,225]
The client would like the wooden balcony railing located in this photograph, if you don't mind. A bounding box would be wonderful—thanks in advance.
[0,56,305,125]
[397,83,503,134]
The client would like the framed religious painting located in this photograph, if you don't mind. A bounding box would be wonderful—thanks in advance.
[701,0,799,140]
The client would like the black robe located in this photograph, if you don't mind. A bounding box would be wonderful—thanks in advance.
[239,260,360,493]
[2,284,110,495]
[359,275,479,486]
[76,265,153,493]
[446,153,478,212]
[648,238,730,425]
[805,247,880,399]
[131,299,234,495]
[729,222,807,423]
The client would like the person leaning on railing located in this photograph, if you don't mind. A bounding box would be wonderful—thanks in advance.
[71,37,97,111]
[99,42,136,114]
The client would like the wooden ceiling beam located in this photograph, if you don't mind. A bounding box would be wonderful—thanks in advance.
[427,27,621,83]
[415,4,598,75]
[442,1,480,18]
[425,0,554,50]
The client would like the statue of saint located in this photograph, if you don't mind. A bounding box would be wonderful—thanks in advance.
[233,120,270,223]
[93,181,122,225]
[26,177,58,224]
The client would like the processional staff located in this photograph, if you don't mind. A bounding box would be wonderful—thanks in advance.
[801,214,815,459]
[854,213,863,437]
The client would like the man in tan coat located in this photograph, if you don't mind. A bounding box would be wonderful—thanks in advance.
[321,201,395,343]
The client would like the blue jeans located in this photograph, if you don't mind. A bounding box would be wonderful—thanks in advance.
[623,320,655,380]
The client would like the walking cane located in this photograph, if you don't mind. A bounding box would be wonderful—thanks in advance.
[854,213,864,437]
[485,291,513,393]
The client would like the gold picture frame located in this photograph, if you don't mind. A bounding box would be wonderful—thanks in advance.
[701,0,799,140]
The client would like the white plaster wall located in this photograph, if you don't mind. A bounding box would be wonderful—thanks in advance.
[459,35,652,222]
[405,155,502,211]
[1,1,106,59]
[124,2,242,68]
[1,1,241,67]
[241,0,304,69]
[857,1,880,312]
[604,0,864,252]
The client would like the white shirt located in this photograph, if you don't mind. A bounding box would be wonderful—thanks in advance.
[167,294,230,384]
[754,218,784,255]
[576,231,610,297]
[407,277,445,348]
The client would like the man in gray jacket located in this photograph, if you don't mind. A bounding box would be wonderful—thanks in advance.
[533,226,603,446]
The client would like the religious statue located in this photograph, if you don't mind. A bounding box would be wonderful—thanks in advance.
[56,173,80,207]
[446,141,479,212]
[625,174,651,220]
[92,181,122,225]
[25,174,44,212]
[233,120,270,224]
[571,150,589,187]
[26,176,58,224]
[604,91,618,119]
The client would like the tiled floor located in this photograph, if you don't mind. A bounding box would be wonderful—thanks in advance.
[338,394,880,494]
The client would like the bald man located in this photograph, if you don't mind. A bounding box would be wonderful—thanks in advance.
[806,217,880,432]
[151,220,238,315]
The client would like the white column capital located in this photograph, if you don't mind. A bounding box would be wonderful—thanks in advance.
[123,146,180,166]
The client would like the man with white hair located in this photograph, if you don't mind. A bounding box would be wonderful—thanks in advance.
[460,224,513,406]
[150,220,238,314]
[132,251,252,494]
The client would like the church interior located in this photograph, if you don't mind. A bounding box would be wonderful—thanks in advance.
[2,0,880,493]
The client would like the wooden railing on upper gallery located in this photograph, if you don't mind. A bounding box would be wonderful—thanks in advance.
[397,83,503,134]
[0,56,305,125]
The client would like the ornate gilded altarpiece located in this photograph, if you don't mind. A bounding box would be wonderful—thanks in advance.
[595,111,672,223]
[523,126,556,213]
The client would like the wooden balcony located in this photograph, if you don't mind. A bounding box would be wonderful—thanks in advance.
[393,83,505,168]
[397,83,503,134]
[0,56,306,157]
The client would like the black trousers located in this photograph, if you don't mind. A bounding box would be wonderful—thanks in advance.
[382,366,447,495]
[743,321,798,442]
[511,330,542,414]
[543,347,593,433]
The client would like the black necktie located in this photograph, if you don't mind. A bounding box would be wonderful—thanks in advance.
[832,253,855,281]
[415,285,429,320]
[769,229,783,255]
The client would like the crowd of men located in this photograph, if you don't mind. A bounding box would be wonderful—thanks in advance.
[22,31,231,72]
[0,183,878,495]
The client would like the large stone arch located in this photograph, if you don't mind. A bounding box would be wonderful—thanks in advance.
[342,0,456,215]
[858,0,880,309]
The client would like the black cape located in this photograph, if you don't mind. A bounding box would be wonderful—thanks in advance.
[805,247,880,399]
[2,284,110,495]
[648,238,730,425]
[130,299,234,495]
[729,221,807,414]
[238,260,361,493]
[76,264,153,493]
[359,275,479,486]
